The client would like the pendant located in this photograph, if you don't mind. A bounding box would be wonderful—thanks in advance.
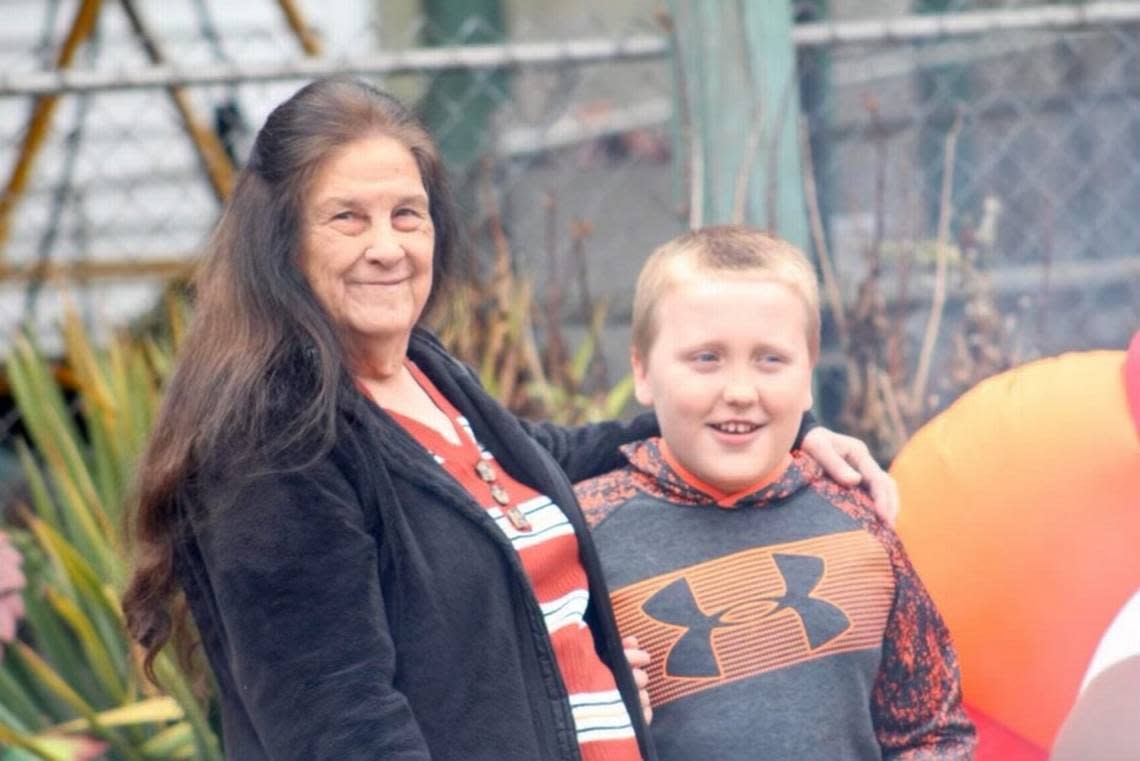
[475,460,495,482]
[505,505,533,532]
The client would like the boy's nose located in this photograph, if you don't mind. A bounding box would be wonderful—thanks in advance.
[722,374,758,405]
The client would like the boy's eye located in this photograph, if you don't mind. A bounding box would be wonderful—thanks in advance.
[692,352,720,364]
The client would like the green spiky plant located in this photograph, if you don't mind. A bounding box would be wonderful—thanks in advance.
[0,304,222,761]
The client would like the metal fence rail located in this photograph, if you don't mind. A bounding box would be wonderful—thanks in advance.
[5,2,1140,96]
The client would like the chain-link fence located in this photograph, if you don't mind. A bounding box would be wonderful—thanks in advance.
[0,0,1138,461]
[794,3,1140,452]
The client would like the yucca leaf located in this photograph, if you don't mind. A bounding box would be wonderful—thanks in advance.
[3,733,109,761]
[601,374,636,421]
[60,311,117,438]
[15,595,93,715]
[0,663,47,730]
[43,589,126,703]
[9,643,144,761]
[141,337,172,383]
[48,697,181,733]
[0,725,63,761]
[139,721,194,759]
[4,299,223,756]
[25,430,115,581]
[568,332,597,388]
[153,657,224,761]
[39,405,116,552]
[9,396,115,578]
[10,334,118,559]
[25,516,127,680]
[569,300,611,387]
[85,418,122,527]
[14,443,66,564]
[8,333,84,452]
[125,348,159,464]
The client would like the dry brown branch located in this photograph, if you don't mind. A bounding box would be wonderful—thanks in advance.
[888,156,921,383]
[570,218,595,319]
[865,94,888,262]
[798,117,848,345]
[517,293,549,395]
[876,367,908,449]
[479,160,514,377]
[542,192,569,387]
[910,109,964,408]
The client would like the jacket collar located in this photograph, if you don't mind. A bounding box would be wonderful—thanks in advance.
[338,327,565,520]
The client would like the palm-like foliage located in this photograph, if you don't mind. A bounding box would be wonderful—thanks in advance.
[0,307,221,761]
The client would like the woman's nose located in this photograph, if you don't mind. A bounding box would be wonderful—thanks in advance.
[363,225,403,264]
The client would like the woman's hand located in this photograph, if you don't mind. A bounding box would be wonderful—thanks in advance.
[622,635,653,725]
[801,427,900,525]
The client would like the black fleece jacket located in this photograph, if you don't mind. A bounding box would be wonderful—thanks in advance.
[174,328,660,761]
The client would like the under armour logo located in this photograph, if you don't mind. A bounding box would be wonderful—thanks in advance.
[642,552,850,678]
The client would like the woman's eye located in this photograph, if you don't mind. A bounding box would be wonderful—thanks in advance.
[693,352,719,364]
[393,208,424,229]
[331,210,356,221]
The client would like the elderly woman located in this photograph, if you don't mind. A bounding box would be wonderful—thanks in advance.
[122,77,895,761]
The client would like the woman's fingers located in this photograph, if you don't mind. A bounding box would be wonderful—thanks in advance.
[801,428,900,524]
[622,635,653,724]
[801,428,861,485]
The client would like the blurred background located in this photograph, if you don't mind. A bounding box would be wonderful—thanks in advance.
[0,2,1138,759]
[1,0,1138,459]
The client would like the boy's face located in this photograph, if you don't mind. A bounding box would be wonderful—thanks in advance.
[633,272,814,494]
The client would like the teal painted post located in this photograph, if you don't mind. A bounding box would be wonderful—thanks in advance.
[667,0,809,249]
[418,0,508,181]
[797,0,832,246]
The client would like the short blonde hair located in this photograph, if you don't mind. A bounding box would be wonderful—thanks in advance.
[631,225,821,362]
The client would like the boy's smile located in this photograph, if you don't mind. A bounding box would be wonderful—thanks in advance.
[632,272,815,495]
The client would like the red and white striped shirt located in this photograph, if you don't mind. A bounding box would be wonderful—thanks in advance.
[386,361,642,761]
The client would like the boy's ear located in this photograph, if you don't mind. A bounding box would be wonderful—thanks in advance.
[631,349,654,407]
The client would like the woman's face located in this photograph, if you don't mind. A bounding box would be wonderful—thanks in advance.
[300,134,435,363]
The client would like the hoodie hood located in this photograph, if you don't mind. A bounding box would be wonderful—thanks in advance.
[618,437,819,508]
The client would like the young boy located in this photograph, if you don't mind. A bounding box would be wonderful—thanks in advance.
[576,226,976,760]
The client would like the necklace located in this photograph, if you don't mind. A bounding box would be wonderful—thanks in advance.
[391,360,535,533]
[475,459,533,532]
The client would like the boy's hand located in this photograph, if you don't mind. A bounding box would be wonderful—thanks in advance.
[622,635,653,725]
[801,427,900,525]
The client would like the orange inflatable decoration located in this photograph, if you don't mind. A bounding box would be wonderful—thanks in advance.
[891,332,1140,757]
